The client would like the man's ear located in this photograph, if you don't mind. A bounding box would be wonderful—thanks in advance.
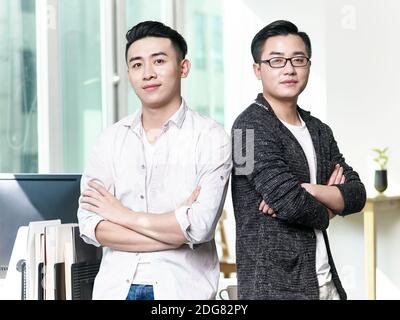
[180,59,191,78]
[253,63,262,80]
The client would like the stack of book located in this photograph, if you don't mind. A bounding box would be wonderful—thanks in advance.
[25,221,102,300]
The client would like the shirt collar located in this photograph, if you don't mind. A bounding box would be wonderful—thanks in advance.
[255,93,311,121]
[123,99,188,136]
[166,99,187,129]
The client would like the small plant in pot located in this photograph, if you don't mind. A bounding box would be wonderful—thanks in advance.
[372,147,388,194]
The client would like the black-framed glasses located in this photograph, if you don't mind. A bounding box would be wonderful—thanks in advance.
[259,56,311,68]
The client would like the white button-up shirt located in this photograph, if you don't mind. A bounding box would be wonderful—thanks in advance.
[78,100,232,300]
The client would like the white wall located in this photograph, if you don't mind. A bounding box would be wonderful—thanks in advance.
[326,0,400,300]
[223,0,328,131]
[222,0,400,299]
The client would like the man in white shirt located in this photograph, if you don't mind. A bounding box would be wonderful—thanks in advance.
[78,21,232,300]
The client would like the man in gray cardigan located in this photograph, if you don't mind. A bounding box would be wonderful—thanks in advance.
[231,20,366,300]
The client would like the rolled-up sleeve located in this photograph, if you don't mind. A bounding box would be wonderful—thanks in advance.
[78,209,105,247]
[175,205,191,240]
[175,205,197,249]
[175,124,232,248]
[77,130,114,247]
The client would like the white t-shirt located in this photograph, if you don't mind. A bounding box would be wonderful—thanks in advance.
[280,114,332,287]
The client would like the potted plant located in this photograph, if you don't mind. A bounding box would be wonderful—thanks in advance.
[372,147,388,194]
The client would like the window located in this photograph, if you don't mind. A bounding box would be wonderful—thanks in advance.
[194,12,207,70]
[59,0,102,173]
[183,0,225,125]
[0,0,38,173]
[0,0,225,173]
[125,0,163,114]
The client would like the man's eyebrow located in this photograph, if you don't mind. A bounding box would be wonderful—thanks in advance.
[128,56,141,64]
[269,51,284,56]
[128,52,168,64]
[151,51,168,58]
[292,51,307,56]
[268,51,307,56]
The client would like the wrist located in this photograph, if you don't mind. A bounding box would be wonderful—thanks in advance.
[115,207,134,228]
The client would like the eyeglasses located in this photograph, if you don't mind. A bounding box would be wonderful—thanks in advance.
[259,56,311,68]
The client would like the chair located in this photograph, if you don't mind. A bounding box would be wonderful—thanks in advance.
[216,210,236,278]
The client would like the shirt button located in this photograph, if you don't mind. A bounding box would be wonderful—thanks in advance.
[220,176,224,180]
[126,279,130,283]
[140,195,144,199]
[141,165,145,169]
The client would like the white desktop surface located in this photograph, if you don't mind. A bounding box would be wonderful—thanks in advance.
[0,279,5,299]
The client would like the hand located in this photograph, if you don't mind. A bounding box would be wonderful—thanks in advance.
[182,187,201,206]
[327,164,345,186]
[81,180,128,221]
[259,200,276,218]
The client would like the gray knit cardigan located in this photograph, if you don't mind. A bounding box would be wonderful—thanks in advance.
[231,93,366,300]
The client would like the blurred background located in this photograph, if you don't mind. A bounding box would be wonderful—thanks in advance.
[0,0,399,299]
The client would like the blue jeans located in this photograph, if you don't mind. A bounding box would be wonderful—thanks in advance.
[126,284,154,300]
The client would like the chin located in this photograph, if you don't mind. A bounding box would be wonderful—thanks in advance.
[279,88,304,99]
[139,95,165,108]
[276,92,299,100]
[143,101,165,109]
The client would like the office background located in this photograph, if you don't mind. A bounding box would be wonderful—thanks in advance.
[1,0,399,299]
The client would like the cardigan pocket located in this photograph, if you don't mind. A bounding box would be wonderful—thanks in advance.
[268,249,300,273]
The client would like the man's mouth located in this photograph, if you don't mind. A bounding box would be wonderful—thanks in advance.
[143,84,161,91]
[281,80,298,85]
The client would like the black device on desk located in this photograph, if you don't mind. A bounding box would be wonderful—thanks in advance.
[16,259,27,300]
[0,174,82,281]
[53,225,102,300]
[0,174,101,300]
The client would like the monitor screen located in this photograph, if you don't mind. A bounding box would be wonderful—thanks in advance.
[0,174,81,279]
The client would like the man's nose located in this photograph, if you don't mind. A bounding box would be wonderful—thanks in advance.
[282,59,296,74]
[143,64,156,80]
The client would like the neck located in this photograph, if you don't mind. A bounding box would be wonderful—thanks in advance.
[263,93,300,125]
[142,96,182,131]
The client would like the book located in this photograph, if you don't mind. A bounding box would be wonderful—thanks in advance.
[54,223,78,300]
[26,220,61,300]
[44,225,58,300]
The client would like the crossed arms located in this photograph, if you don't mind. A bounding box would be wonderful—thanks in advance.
[78,127,232,253]
[260,164,345,220]
[81,183,200,252]
[235,123,366,230]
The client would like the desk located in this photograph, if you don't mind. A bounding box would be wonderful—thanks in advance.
[363,195,400,300]
[217,209,237,278]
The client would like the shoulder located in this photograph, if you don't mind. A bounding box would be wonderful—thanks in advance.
[185,108,230,141]
[232,102,274,131]
[92,113,136,148]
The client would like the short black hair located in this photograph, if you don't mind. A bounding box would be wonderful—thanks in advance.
[125,20,188,63]
[251,20,312,63]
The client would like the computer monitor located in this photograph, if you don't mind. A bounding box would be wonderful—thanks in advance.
[0,174,81,280]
